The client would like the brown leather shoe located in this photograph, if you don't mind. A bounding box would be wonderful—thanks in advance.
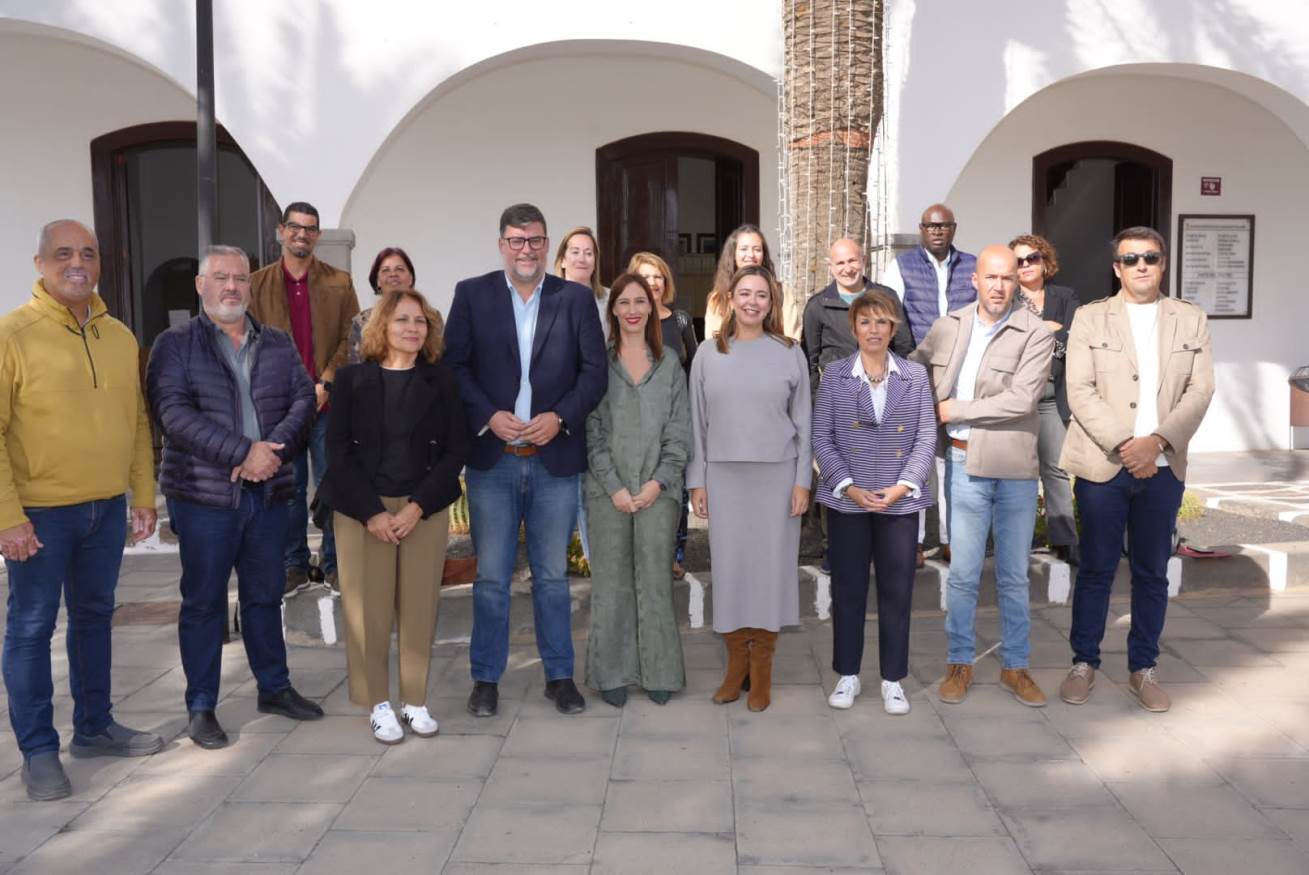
[940,544,951,563]
[747,629,777,712]
[713,630,752,704]
[672,561,686,580]
[1059,662,1095,705]
[938,663,973,704]
[1000,668,1047,707]
[1129,667,1170,712]
[916,546,926,569]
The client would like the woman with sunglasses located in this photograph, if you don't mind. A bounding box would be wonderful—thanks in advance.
[1009,234,1080,564]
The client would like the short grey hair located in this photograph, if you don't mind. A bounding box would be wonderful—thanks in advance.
[36,219,97,256]
[198,245,250,276]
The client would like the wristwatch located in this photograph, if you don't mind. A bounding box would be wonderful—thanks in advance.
[839,483,853,498]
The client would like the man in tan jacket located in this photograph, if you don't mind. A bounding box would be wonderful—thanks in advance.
[249,202,358,594]
[1057,227,1214,713]
[912,245,1054,708]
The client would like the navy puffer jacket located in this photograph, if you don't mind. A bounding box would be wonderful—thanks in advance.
[146,312,315,509]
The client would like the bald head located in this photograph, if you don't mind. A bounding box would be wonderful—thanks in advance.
[828,238,865,292]
[972,245,1018,324]
[919,204,957,260]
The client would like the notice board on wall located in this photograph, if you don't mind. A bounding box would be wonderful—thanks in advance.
[1175,214,1254,319]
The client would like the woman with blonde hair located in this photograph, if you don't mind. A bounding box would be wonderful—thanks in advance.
[628,251,697,577]
[554,226,608,338]
[318,289,468,744]
[703,224,775,339]
[688,266,810,712]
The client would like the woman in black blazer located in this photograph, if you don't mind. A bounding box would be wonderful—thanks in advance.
[1011,235,1079,564]
[319,289,468,745]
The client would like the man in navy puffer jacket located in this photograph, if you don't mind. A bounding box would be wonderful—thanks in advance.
[146,245,323,750]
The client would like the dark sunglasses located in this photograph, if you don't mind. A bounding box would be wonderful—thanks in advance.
[1015,252,1043,267]
[1115,251,1164,267]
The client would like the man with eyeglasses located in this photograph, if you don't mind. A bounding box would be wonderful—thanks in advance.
[148,246,324,749]
[443,203,607,717]
[1057,226,1214,713]
[249,202,359,596]
[880,205,978,565]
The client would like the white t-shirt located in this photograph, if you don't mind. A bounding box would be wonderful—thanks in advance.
[947,310,1009,442]
[1125,300,1168,467]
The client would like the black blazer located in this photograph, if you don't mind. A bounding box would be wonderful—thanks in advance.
[318,360,469,524]
[1042,283,1080,423]
[442,271,608,475]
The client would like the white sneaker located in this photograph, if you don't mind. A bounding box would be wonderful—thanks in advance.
[370,702,404,745]
[881,679,911,715]
[400,703,439,738]
[828,675,861,709]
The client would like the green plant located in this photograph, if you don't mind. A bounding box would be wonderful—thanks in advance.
[448,478,470,534]
[567,533,591,577]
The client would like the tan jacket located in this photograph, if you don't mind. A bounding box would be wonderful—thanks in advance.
[249,257,359,382]
[1059,293,1214,483]
[911,303,1054,479]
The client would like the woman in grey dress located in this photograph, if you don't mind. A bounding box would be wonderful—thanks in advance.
[688,266,811,712]
[584,273,691,707]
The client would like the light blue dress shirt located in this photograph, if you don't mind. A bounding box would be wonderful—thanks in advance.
[507,272,544,429]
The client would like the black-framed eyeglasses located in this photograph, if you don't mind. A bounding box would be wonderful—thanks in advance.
[502,235,548,251]
[1015,252,1043,267]
[919,222,956,231]
[282,222,321,235]
[1115,251,1163,267]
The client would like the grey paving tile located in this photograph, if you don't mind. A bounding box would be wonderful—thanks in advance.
[211,696,300,734]
[169,801,341,862]
[442,865,588,874]
[299,829,460,873]
[617,698,727,737]
[591,831,738,874]
[7,827,186,874]
[1156,837,1308,875]
[971,760,1119,811]
[844,734,973,783]
[946,713,1078,762]
[332,776,481,831]
[449,801,600,865]
[1068,733,1225,784]
[1108,781,1285,839]
[371,732,503,779]
[1000,805,1173,870]
[481,756,610,804]
[600,779,733,833]
[0,801,88,869]
[230,753,375,803]
[274,715,386,755]
[424,694,522,736]
[69,772,241,830]
[1215,758,1309,808]
[1166,638,1280,667]
[612,733,730,781]
[136,732,284,777]
[1260,807,1309,848]
[730,715,844,761]
[733,757,859,804]
[152,863,299,875]
[736,799,881,868]
[0,751,146,804]
[877,835,1029,874]
[738,868,882,874]
[861,781,1007,837]
[498,715,619,759]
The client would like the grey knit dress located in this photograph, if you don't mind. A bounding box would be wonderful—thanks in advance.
[687,336,812,633]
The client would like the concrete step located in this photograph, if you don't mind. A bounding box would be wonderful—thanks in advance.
[1189,482,1309,526]
[280,545,1306,646]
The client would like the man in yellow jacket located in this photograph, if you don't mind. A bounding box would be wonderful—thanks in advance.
[0,220,162,801]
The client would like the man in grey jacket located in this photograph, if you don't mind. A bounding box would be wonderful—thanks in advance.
[911,245,1053,709]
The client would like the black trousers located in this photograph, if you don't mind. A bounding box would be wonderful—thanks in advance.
[828,508,918,680]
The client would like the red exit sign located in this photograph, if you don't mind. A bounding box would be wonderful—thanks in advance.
[1201,177,1222,196]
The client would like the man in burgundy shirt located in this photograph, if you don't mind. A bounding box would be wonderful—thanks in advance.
[249,202,359,593]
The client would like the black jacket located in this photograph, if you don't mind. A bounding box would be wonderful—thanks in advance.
[147,312,315,509]
[801,278,914,392]
[1039,284,1079,423]
[317,360,469,523]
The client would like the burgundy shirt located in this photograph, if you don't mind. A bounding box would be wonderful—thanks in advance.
[282,262,316,381]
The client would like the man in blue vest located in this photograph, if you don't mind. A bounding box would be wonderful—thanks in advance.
[880,204,978,565]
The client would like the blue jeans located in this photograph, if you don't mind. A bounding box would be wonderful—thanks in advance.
[3,496,126,758]
[1071,466,1184,672]
[286,412,335,573]
[170,490,292,710]
[944,448,1038,668]
[466,453,578,682]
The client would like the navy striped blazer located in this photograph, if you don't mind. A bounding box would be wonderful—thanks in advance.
[812,352,937,515]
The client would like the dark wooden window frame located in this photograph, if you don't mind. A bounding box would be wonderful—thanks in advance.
[595,131,760,283]
[90,121,279,327]
[1032,139,1174,252]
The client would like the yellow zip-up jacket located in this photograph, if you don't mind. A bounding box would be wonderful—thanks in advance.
[0,281,155,529]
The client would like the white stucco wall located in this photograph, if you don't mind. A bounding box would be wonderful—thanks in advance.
[947,72,1309,453]
[0,30,195,303]
[340,48,778,318]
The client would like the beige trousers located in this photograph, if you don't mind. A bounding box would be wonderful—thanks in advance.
[334,497,449,706]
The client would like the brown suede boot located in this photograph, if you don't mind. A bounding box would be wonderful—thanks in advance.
[712,629,752,704]
[938,663,973,704]
[747,629,777,712]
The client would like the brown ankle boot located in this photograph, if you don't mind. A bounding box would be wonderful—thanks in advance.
[747,629,777,712]
[713,629,752,704]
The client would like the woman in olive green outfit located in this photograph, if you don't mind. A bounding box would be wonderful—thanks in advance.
[584,273,691,706]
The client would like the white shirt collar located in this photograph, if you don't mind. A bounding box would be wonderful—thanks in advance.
[850,353,901,381]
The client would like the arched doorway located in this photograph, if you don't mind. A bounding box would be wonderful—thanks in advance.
[596,132,759,330]
[91,122,280,347]
[1032,141,1172,304]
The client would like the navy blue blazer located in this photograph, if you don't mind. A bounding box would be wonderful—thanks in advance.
[811,352,937,515]
[443,270,608,475]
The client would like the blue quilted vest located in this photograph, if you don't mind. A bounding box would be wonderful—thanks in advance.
[898,247,977,346]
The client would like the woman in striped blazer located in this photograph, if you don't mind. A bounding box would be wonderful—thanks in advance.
[812,290,937,715]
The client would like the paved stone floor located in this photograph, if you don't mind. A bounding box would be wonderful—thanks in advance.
[1,570,1308,874]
